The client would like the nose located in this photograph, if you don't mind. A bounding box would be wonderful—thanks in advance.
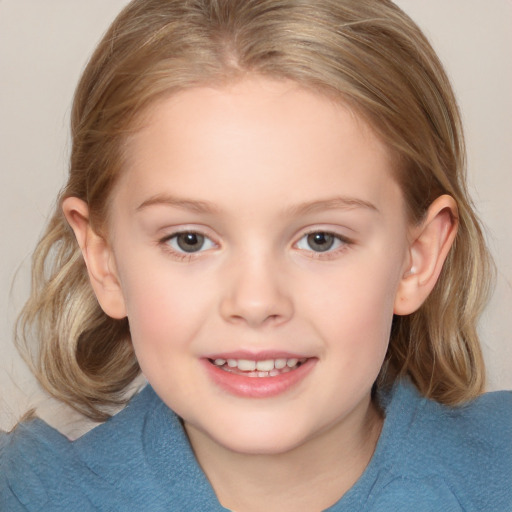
[219,252,294,328]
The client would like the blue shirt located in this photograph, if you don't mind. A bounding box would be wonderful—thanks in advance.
[1,379,511,511]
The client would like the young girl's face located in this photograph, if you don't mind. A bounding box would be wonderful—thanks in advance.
[105,78,412,455]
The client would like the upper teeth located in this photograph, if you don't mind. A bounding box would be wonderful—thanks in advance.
[213,358,300,372]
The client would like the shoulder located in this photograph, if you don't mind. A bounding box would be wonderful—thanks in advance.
[0,385,164,512]
[382,378,512,454]
[376,380,512,511]
[70,384,220,510]
[70,383,169,479]
[406,385,512,468]
[1,417,77,511]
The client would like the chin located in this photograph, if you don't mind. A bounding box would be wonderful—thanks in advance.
[218,433,309,457]
[212,415,325,456]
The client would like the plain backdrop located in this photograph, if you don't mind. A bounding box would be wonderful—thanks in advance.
[1,0,511,433]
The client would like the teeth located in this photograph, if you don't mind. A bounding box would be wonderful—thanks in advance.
[256,359,274,372]
[274,359,287,369]
[212,357,305,373]
[237,359,257,371]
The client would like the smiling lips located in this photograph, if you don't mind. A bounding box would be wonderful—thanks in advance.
[204,355,315,398]
[209,357,307,377]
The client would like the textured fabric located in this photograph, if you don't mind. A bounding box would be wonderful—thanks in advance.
[1,379,511,511]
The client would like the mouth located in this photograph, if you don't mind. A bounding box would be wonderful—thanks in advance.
[207,357,308,378]
[204,354,315,398]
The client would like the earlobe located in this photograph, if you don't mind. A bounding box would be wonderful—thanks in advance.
[394,195,458,315]
[62,197,127,319]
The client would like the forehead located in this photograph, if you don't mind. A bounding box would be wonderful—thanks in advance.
[115,78,402,218]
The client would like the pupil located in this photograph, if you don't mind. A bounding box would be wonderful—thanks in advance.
[177,233,204,252]
[307,232,334,252]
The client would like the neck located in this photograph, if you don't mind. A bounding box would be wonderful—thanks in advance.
[185,398,383,512]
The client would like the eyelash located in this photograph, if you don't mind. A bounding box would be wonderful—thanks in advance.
[159,230,217,261]
[294,230,353,259]
[158,229,353,261]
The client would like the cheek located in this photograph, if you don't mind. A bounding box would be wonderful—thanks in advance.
[123,280,198,390]
[302,252,403,353]
[332,281,397,385]
[118,268,194,347]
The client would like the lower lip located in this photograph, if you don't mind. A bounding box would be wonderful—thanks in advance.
[203,358,316,398]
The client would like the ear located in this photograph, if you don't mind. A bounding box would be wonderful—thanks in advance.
[62,197,127,319]
[394,195,458,315]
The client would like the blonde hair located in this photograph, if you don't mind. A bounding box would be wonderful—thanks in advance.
[16,0,493,421]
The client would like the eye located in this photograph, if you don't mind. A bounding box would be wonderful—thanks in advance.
[165,232,215,253]
[295,231,346,253]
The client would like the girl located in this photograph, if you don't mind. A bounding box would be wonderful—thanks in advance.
[1,0,511,510]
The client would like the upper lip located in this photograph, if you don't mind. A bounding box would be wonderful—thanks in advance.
[204,350,311,361]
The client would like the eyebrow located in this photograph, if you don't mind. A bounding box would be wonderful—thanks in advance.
[285,196,379,216]
[136,193,220,214]
[136,193,378,216]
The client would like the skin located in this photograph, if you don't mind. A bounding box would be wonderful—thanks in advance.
[64,78,457,511]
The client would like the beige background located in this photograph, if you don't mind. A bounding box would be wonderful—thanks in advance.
[1,0,511,433]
